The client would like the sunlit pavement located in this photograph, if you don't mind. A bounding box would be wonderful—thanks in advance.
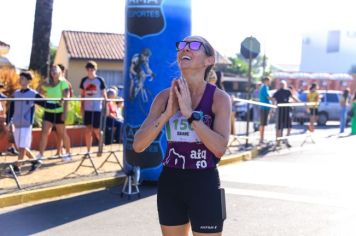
[1,125,356,236]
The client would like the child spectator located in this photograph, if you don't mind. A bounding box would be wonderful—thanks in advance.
[7,71,61,175]
[80,61,107,154]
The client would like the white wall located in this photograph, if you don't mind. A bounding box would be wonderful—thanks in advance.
[300,30,356,73]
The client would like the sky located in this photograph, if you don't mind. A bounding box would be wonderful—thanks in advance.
[1,0,355,69]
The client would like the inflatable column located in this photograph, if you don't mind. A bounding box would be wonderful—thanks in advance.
[123,0,191,181]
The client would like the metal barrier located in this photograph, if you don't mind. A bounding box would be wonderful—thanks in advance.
[1,95,320,190]
[231,97,318,151]
[0,97,124,190]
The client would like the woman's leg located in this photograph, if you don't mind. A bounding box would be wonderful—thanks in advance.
[55,131,63,156]
[193,231,222,236]
[63,129,71,154]
[39,121,53,156]
[161,223,190,236]
[54,124,71,155]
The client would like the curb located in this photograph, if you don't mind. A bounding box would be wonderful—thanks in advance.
[0,149,258,209]
[0,175,126,208]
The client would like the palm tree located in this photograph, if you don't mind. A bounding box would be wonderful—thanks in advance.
[29,0,54,78]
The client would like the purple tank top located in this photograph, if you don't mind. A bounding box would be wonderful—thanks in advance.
[163,83,218,170]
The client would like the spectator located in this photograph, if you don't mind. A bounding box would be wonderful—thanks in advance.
[207,69,217,85]
[258,76,272,144]
[80,61,107,154]
[351,91,356,135]
[7,71,61,174]
[55,64,73,156]
[307,83,319,132]
[215,71,225,90]
[273,80,299,147]
[252,82,261,132]
[0,85,18,156]
[214,71,236,135]
[105,88,124,144]
[339,88,350,134]
[37,65,71,161]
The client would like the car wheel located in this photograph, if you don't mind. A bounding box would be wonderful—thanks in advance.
[317,112,328,126]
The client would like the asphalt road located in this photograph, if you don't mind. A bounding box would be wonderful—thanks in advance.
[1,127,356,236]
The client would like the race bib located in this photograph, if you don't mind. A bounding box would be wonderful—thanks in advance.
[165,112,200,143]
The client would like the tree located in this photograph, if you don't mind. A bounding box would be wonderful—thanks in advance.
[223,54,271,82]
[226,55,249,76]
[29,0,54,78]
[49,43,57,66]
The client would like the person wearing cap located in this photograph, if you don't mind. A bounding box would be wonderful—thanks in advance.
[80,60,107,154]
[129,47,155,100]
[7,71,62,175]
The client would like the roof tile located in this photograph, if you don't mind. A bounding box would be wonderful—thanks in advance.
[62,31,125,60]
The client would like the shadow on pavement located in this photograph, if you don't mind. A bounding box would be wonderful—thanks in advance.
[0,183,157,236]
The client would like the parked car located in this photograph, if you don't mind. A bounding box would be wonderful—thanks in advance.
[232,94,254,120]
[293,90,351,126]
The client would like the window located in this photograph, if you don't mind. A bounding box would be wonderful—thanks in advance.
[302,37,311,45]
[326,93,338,103]
[299,92,307,102]
[97,70,124,88]
[326,31,340,53]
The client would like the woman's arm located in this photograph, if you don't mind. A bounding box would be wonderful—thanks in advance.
[133,81,179,152]
[62,88,70,117]
[107,102,117,119]
[133,89,169,152]
[174,79,231,158]
[191,89,231,158]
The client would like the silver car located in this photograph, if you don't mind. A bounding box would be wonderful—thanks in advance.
[293,90,351,126]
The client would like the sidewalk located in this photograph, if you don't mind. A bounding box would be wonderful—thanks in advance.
[0,144,123,192]
[0,137,253,208]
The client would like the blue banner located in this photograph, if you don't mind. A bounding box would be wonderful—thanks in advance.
[123,0,191,181]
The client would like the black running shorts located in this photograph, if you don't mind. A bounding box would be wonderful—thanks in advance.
[84,111,101,129]
[157,167,226,233]
[309,108,318,116]
[43,111,64,124]
[276,107,292,130]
